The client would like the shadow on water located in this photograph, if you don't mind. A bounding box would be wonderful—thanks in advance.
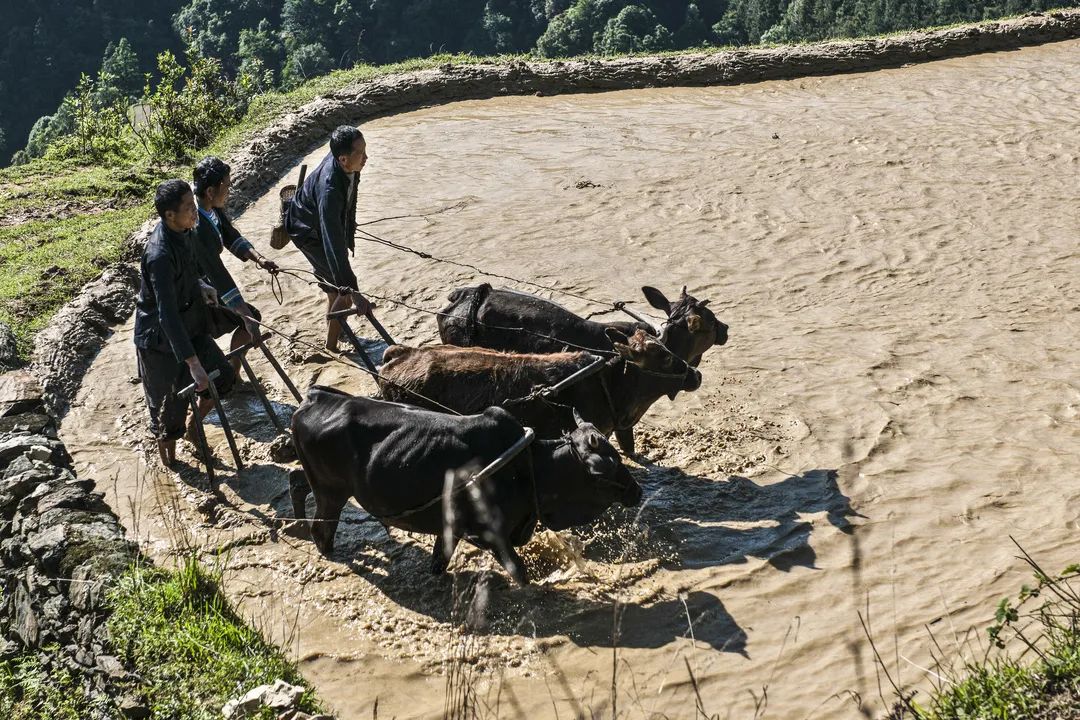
[203,389,296,443]
[583,465,858,574]
[333,528,749,655]
[214,462,749,654]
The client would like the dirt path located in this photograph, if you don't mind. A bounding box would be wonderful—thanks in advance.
[63,40,1080,718]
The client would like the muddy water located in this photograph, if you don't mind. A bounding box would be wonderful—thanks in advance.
[63,41,1080,718]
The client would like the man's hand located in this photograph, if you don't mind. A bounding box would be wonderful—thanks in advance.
[186,356,210,392]
[351,292,373,316]
[256,257,280,274]
[199,282,218,307]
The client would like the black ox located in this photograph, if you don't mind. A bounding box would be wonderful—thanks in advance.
[289,386,642,585]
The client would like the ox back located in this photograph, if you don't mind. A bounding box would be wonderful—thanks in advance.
[438,284,651,354]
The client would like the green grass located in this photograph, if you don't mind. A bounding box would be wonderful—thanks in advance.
[0,204,153,356]
[0,648,111,720]
[893,555,1080,719]
[106,556,321,719]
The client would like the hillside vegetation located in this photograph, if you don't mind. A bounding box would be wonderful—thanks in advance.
[4,0,1078,166]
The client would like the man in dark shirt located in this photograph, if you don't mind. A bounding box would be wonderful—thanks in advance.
[192,156,279,372]
[134,180,235,466]
[285,125,371,352]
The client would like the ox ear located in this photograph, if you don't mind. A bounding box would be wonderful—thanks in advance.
[641,286,671,313]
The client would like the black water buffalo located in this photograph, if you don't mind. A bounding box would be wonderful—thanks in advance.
[289,386,641,585]
[438,284,727,365]
[377,328,701,444]
[437,284,726,452]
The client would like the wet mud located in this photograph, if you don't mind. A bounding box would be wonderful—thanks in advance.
[62,39,1080,718]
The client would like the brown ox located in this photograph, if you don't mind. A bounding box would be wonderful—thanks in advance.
[377,328,701,443]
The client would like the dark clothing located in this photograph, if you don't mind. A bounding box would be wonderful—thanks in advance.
[295,239,343,294]
[285,151,359,290]
[207,302,262,340]
[133,221,210,362]
[134,219,235,440]
[137,337,234,441]
[192,205,255,309]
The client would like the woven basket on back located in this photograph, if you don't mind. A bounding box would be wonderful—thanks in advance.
[269,184,296,250]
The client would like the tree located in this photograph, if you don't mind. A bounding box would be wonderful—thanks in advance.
[282,42,333,87]
[95,39,142,107]
[238,19,285,81]
[595,4,673,54]
[536,0,626,57]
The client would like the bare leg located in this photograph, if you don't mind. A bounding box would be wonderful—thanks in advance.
[184,396,217,442]
[324,291,353,352]
[228,326,252,375]
[311,492,348,556]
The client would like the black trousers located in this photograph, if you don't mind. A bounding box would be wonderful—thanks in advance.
[137,334,235,441]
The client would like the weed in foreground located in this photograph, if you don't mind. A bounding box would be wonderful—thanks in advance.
[106,554,322,720]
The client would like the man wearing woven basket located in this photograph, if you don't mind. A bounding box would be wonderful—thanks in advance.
[283,125,373,352]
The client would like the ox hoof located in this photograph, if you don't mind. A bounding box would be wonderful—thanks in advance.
[313,536,335,557]
[615,428,636,456]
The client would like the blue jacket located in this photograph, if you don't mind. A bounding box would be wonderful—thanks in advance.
[285,151,359,289]
[192,204,254,309]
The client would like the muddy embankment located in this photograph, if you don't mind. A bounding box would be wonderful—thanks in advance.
[6,9,1080,720]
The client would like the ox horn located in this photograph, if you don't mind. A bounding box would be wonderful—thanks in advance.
[572,406,586,428]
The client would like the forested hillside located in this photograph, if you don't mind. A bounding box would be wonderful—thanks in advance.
[2,0,1076,166]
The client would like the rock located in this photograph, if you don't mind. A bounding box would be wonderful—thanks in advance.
[0,412,51,435]
[70,562,106,612]
[96,654,127,680]
[0,323,16,371]
[269,433,297,463]
[36,484,95,515]
[223,679,307,719]
[0,371,44,417]
[13,582,39,647]
[26,523,67,571]
[119,695,151,719]
[0,639,20,660]
[0,433,68,470]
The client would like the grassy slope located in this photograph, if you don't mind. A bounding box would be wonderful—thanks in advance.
[1,556,322,719]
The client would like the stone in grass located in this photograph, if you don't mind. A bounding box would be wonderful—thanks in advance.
[222,679,332,719]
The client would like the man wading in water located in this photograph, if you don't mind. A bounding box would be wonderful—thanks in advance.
[192,156,279,373]
[285,125,372,354]
[133,180,235,466]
